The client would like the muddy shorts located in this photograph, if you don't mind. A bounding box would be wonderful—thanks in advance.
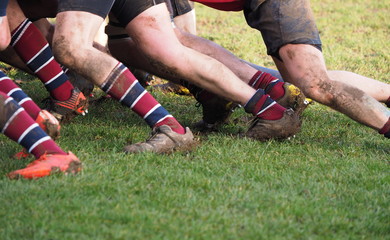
[0,0,8,17]
[57,0,114,19]
[111,0,166,27]
[168,0,194,18]
[244,0,322,59]
[107,0,186,39]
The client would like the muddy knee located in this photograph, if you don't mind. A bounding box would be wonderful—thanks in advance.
[304,79,364,110]
[52,36,79,68]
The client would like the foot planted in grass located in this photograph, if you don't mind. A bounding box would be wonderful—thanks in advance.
[43,87,89,123]
[124,125,195,154]
[244,108,301,141]
[8,152,82,179]
[274,83,309,115]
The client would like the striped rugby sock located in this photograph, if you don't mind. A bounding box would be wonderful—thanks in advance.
[11,19,74,101]
[100,63,185,134]
[244,89,286,120]
[249,70,285,100]
[0,70,41,119]
[0,92,65,158]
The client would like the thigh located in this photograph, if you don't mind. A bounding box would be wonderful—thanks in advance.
[244,0,322,59]
[124,3,184,65]
[54,10,105,48]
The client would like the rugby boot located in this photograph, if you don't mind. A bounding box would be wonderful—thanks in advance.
[244,108,301,141]
[13,149,30,160]
[185,83,238,132]
[35,110,61,140]
[46,87,89,122]
[124,125,195,154]
[8,152,82,179]
[266,82,308,115]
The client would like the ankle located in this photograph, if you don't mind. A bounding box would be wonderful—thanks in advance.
[51,84,74,101]
[244,89,286,120]
[257,103,286,120]
[265,81,285,100]
[379,118,390,138]
[155,119,186,135]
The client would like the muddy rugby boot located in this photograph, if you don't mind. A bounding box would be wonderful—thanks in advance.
[270,82,309,115]
[35,109,61,140]
[245,108,301,141]
[124,125,195,154]
[45,87,89,122]
[8,152,81,179]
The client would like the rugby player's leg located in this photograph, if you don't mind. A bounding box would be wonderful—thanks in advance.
[7,0,84,114]
[327,71,390,104]
[276,44,390,135]
[121,2,300,140]
[53,8,188,134]
[0,3,10,50]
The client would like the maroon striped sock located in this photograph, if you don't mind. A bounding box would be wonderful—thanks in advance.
[0,92,65,158]
[244,89,286,120]
[101,63,185,134]
[249,70,285,100]
[11,19,73,101]
[0,72,41,119]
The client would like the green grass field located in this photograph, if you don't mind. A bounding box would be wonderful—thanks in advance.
[0,1,389,239]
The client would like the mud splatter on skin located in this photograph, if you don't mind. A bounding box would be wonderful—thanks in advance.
[54,32,112,85]
[53,35,76,68]
[299,63,364,112]
[302,69,386,128]
[286,49,296,61]
[137,15,159,30]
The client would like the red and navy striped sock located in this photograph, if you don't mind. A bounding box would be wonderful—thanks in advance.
[0,70,41,119]
[0,92,65,158]
[248,70,285,100]
[100,63,185,134]
[11,19,74,101]
[244,89,286,120]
